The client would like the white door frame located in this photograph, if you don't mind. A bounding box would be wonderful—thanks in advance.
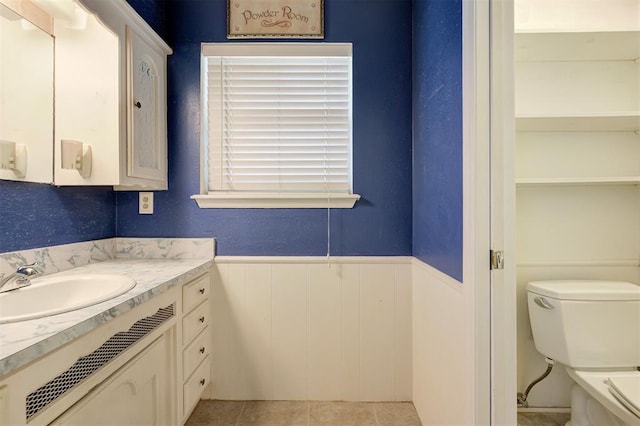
[462,0,491,423]
[463,0,516,424]
[489,0,517,424]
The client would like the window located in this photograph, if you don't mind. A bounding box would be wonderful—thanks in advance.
[192,43,359,208]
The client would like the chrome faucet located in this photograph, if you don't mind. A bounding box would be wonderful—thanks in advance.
[0,263,42,293]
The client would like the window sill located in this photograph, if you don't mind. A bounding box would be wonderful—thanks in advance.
[191,193,361,209]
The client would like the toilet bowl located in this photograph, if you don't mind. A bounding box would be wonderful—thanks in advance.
[527,280,640,425]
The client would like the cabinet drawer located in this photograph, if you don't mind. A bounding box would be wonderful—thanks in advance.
[183,355,210,418]
[183,327,210,378]
[182,274,210,314]
[182,301,208,345]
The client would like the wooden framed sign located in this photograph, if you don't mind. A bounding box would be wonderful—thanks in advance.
[227,0,324,39]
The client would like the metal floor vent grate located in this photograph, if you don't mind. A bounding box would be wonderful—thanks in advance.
[25,304,175,420]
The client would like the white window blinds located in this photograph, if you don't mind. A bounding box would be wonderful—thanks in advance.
[202,43,353,194]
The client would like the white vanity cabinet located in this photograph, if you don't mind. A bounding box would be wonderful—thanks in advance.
[0,287,179,425]
[0,269,214,426]
[53,0,171,190]
[180,273,211,422]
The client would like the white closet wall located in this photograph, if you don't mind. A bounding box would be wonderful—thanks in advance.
[515,0,640,408]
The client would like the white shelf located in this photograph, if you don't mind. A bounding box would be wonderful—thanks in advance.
[516,113,640,132]
[515,31,640,62]
[516,177,640,186]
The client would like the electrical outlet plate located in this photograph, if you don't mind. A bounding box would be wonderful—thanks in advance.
[139,192,154,214]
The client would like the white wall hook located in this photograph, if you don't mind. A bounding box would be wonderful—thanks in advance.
[61,139,92,178]
[0,141,27,178]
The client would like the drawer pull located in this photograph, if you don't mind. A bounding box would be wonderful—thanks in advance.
[199,316,205,323]
[200,378,206,386]
[199,347,206,354]
[199,288,205,294]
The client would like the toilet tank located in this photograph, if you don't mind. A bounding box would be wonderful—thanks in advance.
[527,280,640,369]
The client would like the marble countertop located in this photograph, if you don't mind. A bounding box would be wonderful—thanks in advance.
[0,257,213,377]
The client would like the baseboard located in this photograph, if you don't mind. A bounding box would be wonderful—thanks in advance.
[518,407,571,414]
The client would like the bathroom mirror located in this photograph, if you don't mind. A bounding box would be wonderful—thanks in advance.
[0,1,54,183]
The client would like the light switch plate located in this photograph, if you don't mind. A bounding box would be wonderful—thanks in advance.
[139,192,154,214]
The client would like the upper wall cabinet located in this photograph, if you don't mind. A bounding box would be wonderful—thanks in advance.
[53,0,172,189]
[0,0,54,183]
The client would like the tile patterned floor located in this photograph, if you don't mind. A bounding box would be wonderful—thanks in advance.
[186,401,573,426]
[185,400,422,426]
[517,411,570,426]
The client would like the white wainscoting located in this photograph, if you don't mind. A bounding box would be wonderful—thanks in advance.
[209,256,413,402]
[412,258,475,426]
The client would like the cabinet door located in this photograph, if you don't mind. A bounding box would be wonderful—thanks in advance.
[50,334,172,425]
[126,26,167,182]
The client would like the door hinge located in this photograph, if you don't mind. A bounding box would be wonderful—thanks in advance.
[490,250,504,270]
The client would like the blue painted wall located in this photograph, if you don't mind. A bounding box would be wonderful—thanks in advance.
[1,0,465,275]
[126,0,166,39]
[412,0,463,281]
[116,0,414,256]
[0,181,115,253]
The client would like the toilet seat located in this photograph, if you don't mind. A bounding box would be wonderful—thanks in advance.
[606,376,640,419]
[566,368,640,425]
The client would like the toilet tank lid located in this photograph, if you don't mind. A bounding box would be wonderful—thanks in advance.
[527,280,640,301]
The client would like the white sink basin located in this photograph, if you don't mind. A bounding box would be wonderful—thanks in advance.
[0,274,136,324]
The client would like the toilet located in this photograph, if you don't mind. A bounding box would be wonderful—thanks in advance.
[527,280,640,426]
